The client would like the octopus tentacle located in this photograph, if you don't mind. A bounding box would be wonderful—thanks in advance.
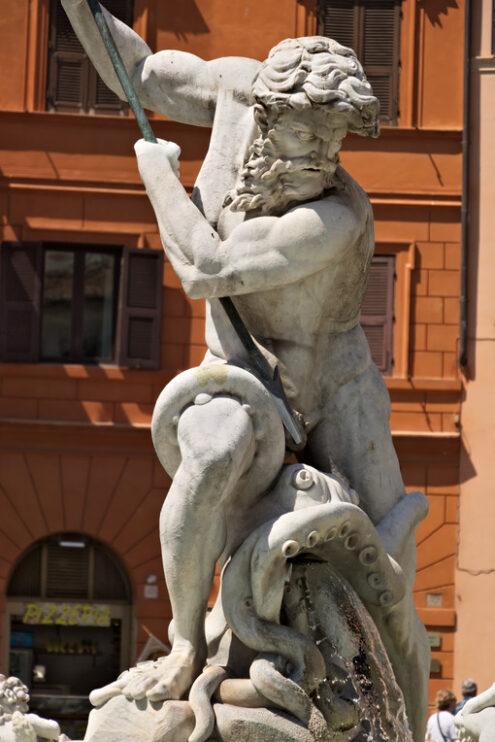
[222,523,326,693]
[376,490,429,565]
[188,666,228,742]
[248,502,406,615]
[220,496,422,739]
[250,655,330,742]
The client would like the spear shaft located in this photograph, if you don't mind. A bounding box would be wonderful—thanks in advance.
[83,0,304,446]
[85,0,156,142]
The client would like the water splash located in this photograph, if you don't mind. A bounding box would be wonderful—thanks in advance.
[283,560,413,741]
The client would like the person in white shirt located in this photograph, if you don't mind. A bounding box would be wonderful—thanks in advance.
[426,689,459,741]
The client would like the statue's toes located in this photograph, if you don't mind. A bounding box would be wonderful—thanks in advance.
[26,714,60,739]
[147,680,171,703]
[89,679,126,708]
[124,672,159,701]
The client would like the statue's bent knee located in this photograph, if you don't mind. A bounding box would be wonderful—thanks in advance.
[152,364,286,502]
[177,394,254,462]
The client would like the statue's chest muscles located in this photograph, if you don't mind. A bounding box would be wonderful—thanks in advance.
[232,270,335,341]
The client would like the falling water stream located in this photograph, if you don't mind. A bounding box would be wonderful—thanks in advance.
[282,560,414,741]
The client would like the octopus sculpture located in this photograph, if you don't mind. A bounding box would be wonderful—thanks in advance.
[86,459,425,741]
[85,365,429,742]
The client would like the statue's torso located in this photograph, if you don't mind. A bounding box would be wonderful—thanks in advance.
[193,90,375,413]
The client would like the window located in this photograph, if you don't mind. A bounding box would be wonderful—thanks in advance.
[0,242,163,368]
[360,255,395,374]
[6,535,132,710]
[7,534,131,602]
[46,0,133,114]
[318,0,401,125]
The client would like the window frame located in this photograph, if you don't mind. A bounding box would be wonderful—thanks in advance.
[24,0,151,113]
[4,534,134,683]
[40,243,122,365]
[360,254,396,375]
[0,241,163,369]
[45,0,134,115]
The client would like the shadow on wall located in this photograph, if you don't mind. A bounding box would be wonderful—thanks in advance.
[464,59,480,383]
[417,0,459,27]
[459,440,477,483]
[157,0,210,41]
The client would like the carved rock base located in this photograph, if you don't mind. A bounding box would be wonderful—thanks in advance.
[83,561,413,742]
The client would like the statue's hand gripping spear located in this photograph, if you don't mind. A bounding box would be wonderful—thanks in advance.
[83,0,305,447]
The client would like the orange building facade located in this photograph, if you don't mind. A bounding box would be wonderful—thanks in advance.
[454,0,495,697]
[0,0,467,715]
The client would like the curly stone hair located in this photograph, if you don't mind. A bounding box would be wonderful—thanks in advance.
[0,675,30,721]
[252,36,380,137]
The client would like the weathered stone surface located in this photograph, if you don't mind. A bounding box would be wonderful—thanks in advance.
[0,675,60,742]
[58,2,431,739]
[455,683,495,742]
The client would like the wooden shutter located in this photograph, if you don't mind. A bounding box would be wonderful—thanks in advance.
[318,0,401,125]
[89,0,133,114]
[46,541,90,599]
[47,0,133,114]
[46,0,89,112]
[116,248,163,369]
[0,243,42,362]
[360,255,395,374]
[361,1,401,125]
[320,0,357,49]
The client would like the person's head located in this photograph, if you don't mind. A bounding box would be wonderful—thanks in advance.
[230,36,379,215]
[435,689,457,712]
[461,678,477,699]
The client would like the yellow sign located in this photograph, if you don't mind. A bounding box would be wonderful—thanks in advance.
[22,603,111,627]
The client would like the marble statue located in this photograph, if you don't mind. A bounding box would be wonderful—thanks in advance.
[0,675,62,742]
[455,683,495,742]
[60,2,431,740]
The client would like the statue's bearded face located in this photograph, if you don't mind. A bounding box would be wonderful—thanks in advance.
[230,107,348,215]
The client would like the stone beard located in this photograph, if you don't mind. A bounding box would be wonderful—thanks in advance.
[229,125,339,215]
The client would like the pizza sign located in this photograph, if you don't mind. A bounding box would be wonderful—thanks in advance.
[22,603,111,627]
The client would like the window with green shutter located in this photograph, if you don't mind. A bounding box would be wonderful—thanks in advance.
[318,0,401,125]
[46,0,134,114]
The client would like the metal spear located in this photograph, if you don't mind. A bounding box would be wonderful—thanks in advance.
[83,0,305,446]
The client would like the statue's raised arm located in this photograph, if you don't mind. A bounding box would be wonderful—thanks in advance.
[60,0,260,126]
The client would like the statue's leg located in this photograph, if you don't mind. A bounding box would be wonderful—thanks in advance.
[147,394,256,702]
[307,363,429,742]
[90,395,256,708]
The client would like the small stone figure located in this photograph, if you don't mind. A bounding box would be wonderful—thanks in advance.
[455,682,495,742]
[0,675,61,742]
[60,2,431,740]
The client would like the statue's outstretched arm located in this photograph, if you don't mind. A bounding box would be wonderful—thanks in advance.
[61,0,259,125]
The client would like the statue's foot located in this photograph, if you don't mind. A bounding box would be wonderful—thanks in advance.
[145,650,199,703]
[89,650,199,707]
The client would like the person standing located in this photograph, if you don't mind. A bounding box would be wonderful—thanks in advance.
[455,678,478,714]
[426,689,459,741]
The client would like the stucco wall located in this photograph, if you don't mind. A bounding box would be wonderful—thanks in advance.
[455,0,495,696]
